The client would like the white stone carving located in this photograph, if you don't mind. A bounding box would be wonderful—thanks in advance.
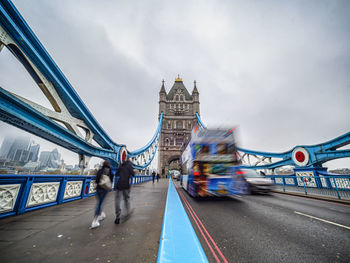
[0,184,21,213]
[64,181,83,199]
[296,171,317,187]
[89,180,97,194]
[27,182,60,207]
[285,178,295,185]
[275,178,283,184]
[331,178,350,189]
[319,176,328,188]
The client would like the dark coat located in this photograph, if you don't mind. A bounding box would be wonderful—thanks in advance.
[96,162,114,191]
[116,160,135,190]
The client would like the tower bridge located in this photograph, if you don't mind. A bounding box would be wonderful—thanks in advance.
[0,0,349,172]
[0,1,349,262]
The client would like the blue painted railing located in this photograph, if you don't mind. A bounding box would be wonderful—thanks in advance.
[267,174,350,200]
[0,174,152,218]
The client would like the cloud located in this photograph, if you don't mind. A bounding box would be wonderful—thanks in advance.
[1,0,349,168]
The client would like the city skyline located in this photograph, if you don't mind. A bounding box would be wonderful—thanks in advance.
[0,134,64,166]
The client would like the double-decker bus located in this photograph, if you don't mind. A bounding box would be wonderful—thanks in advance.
[180,127,247,197]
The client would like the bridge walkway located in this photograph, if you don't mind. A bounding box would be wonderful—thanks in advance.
[0,179,168,263]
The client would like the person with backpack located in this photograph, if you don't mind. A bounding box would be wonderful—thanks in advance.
[152,171,156,183]
[115,157,135,224]
[91,160,114,229]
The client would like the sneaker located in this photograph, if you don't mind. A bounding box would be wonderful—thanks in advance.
[97,212,106,221]
[90,219,100,229]
[114,218,120,224]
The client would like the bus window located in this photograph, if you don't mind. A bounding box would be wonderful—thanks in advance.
[211,164,230,175]
[195,144,210,159]
[217,143,227,154]
[202,145,209,153]
[203,163,210,175]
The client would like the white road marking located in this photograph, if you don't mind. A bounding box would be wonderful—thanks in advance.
[294,211,350,230]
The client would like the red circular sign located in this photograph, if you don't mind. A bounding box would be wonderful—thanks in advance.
[295,151,305,163]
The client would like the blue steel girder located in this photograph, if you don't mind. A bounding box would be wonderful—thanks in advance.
[195,113,206,129]
[0,0,162,170]
[128,113,163,170]
[195,114,350,169]
[237,133,350,169]
[0,0,114,150]
[0,87,119,161]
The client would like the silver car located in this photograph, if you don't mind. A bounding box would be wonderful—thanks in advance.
[243,170,274,194]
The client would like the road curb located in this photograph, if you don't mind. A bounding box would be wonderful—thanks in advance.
[272,190,350,205]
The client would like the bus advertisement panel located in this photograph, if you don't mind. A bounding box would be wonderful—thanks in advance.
[181,128,247,197]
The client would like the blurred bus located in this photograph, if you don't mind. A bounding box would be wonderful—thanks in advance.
[180,127,247,197]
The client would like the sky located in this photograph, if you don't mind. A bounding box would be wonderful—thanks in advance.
[0,0,349,170]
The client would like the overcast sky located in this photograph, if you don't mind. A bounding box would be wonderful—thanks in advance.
[1,0,349,169]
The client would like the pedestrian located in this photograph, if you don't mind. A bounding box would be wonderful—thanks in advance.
[156,173,160,182]
[91,160,113,229]
[115,157,135,224]
[152,171,156,183]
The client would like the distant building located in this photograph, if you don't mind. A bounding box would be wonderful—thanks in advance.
[0,136,40,163]
[65,165,74,171]
[28,144,40,162]
[329,168,350,175]
[39,148,61,169]
[7,137,30,162]
[0,136,15,159]
[22,161,41,172]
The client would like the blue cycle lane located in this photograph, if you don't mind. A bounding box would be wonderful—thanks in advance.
[157,179,209,263]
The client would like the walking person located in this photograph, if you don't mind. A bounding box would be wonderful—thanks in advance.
[156,173,160,182]
[91,160,113,229]
[115,157,135,224]
[152,171,156,183]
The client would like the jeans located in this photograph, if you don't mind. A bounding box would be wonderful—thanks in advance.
[115,189,130,219]
[95,188,107,217]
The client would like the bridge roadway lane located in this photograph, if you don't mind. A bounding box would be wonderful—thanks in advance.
[175,182,350,263]
[0,179,168,263]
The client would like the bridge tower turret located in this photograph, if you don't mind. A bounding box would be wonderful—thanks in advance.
[159,80,167,116]
[192,80,200,115]
[157,76,201,177]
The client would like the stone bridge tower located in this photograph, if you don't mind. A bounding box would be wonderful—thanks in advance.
[158,76,200,177]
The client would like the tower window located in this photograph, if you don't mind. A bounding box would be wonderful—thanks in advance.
[176,139,183,146]
[188,122,192,129]
[177,121,183,129]
[175,95,179,101]
[180,95,183,101]
[165,138,170,146]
